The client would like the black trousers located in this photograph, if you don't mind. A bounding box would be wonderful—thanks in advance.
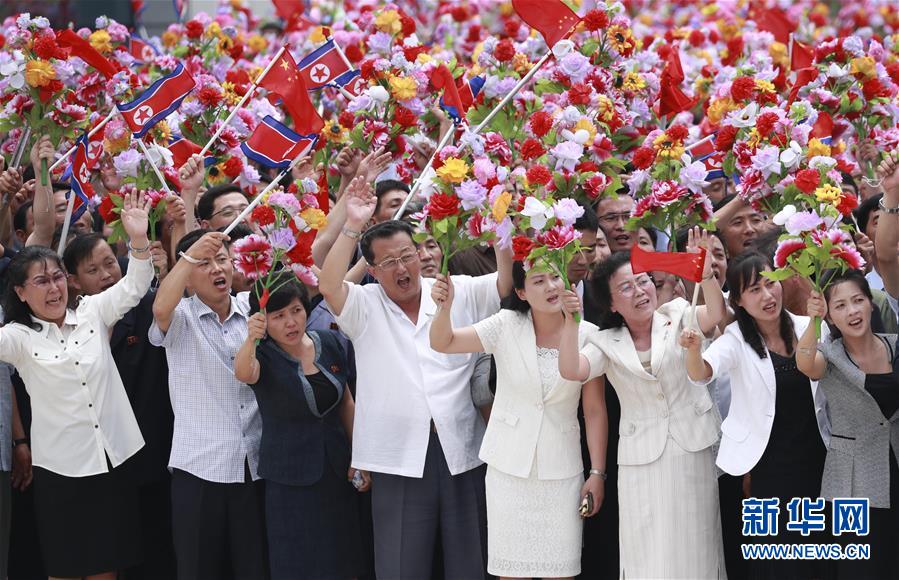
[123,477,176,580]
[171,468,268,580]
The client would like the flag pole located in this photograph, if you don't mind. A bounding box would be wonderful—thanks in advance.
[688,281,701,330]
[56,192,77,256]
[473,49,552,134]
[50,109,117,172]
[198,45,287,158]
[136,140,173,193]
[393,127,454,220]
[10,127,31,168]
[222,143,313,236]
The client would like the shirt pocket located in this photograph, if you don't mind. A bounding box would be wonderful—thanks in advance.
[491,408,519,428]
[68,323,102,364]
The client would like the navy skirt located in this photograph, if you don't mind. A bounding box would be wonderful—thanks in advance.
[265,463,364,580]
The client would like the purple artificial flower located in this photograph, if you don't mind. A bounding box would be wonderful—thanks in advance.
[751,145,781,178]
[559,51,591,84]
[553,198,585,226]
[456,180,488,211]
[268,227,296,252]
[785,210,824,236]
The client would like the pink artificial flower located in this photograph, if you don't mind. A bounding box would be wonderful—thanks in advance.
[831,244,865,270]
[773,238,807,268]
[232,234,273,280]
[537,224,580,249]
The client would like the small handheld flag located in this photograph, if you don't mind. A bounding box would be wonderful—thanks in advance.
[240,116,319,169]
[116,63,196,138]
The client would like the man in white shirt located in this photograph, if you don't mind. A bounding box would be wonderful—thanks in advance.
[319,179,511,579]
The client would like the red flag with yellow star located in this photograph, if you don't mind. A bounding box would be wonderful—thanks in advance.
[258,49,324,135]
[511,0,581,50]
[632,245,706,283]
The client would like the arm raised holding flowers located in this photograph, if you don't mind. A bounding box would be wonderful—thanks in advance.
[26,135,57,248]
[428,274,485,354]
[874,149,899,301]
[795,292,828,380]
[558,290,592,383]
[687,226,727,335]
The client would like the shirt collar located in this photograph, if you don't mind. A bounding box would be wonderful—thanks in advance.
[29,311,76,337]
[190,294,246,323]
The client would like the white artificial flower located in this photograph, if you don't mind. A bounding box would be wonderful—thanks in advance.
[779,140,803,170]
[147,143,174,168]
[772,204,797,226]
[551,39,575,59]
[728,102,759,128]
[521,196,555,230]
[367,85,389,103]
[826,63,848,78]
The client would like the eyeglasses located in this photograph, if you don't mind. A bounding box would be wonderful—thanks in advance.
[615,275,654,297]
[373,253,419,271]
[210,205,249,220]
[598,212,631,226]
[25,271,68,290]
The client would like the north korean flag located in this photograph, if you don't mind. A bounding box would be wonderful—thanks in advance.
[129,35,159,65]
[68,133,94,221]
[298,40,353,90]
[117,63,195,138]
[688,135,725,180]
[168,134,216,169]
[334,70,367,97]
[439,74,485,118]
[240,116,319,169]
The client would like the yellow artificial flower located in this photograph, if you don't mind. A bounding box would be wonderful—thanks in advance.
[24,60,56,88]
[154,121,172,144]
[653,133,685,160]
[701,4,719,17]
[492,191,512,222]
[375,10,402,35]
[247,34,267,53]
[754,79,776,94]
[89,30,113,54]
[499,2,514,17]
[607,25,636,54]
[436,158,469,184]
[716,19,739,41]
[103,133,131,156]
[807,138,832,157]
[574,118,597,142]
[622,72,646,92]
[596,95,616,124]
[850,56,877,80]
[206,22,223,40]
[322,120,346,143]
[768,42,788,68]
[309,27,328,44]
[416,53,433,65]
[512,53,531,75]
[300,207,328,230]
[638,14,653,26]
[217,36,234,54]
[707,97,739,125]
[388,75,417,101]
[814,184,842,204]
[221,82,243,106]
[746,128,762,148]
[161,31,180,49]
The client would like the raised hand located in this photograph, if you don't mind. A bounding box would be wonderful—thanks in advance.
[687,226,713,280]
[0,167,23,199]
[361,147,392,183]
[679,327,703,351]
[99,156,123,192]
[29,135,54,174]
[560,289,582,321]
[149,241,169,279]
[247,312,267,342]
[878,149,899,199]
[291,155,316,182]
[165,194,187,224]
[806,291,827,319]
[120,188,153,242]
[853,232,875,267]
[431,273,454,309]
[344,175,376,229]
[335,147,362,180]
[184,231,229,263]
[178,154,205,193]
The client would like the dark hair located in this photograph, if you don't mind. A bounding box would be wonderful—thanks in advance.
[62,232,106,274]
[3,246,66,330]
[359,220,414,264]
[591,251,633,329]
[51,182,70,193]
[639,227,658,248]
[673,226,727,257]
[13,201,33,233]
[221,223,253,241]
[175,228,230,258]
[196,185,246,221]
[726,251,794,359]
[840,172,857,193]
[748,225,785,262]
[820,268,874,339]
[248,273,311,315]
[855,193,882,235]
[574,200,599,233]
[374,179,410,214]
[500,261,530,313]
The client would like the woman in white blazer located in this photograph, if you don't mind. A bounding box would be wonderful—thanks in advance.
[430,261,607,580]
[559,228,727,580]
[682,251,831,580]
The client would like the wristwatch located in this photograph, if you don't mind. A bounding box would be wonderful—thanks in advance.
[13,437,28,447]
[878,197,899,214]
[589,468,607,480]
[341,227,362,239]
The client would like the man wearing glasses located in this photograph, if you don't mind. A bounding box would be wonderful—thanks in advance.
[319,179,512,580]
[195,185,250,231]
[595,195,637,253]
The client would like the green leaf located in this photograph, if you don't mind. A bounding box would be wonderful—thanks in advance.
[761,268,795,281]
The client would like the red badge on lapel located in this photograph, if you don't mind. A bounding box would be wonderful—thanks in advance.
[330,364,340,373]
[127,335,139,346]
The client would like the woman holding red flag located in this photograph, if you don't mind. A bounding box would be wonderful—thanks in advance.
[558,227,727,579]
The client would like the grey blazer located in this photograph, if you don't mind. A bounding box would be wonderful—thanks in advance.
[818,335,899,508]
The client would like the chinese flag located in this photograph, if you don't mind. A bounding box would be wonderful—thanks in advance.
[790,38,814,71]
[258,49,324,135]
[810,111,833,141]
[429,65,466,121]
[511,0,581,49]
[658,45,695,118]
[755,7,796,45]
[631,245,706,283]
[56,29,118,79]
[787,67,818,106]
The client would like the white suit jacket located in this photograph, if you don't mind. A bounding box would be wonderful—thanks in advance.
[697,313,831,476]
[582,298,721,466]
[474,309,596,479]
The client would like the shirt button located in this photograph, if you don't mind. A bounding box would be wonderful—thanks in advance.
[94,424,98,429]
[536,403,544,410]
[88,404,93,408]
[82,382,86,386]
[657,392,664,400]
[75,362,79,365]
[661,410,669,418]
[240,405,244,409]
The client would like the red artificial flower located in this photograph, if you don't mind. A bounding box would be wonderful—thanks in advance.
[716,125,738,150]
[831,244,865,269]
[730,77,755,101]
[537,225,578,249]
[520,138,546,161]
[722,37,744,67]
[526,165,552,186]
[0,33,5,50]
[529,111,553,138]
[773,238,807,268]
[794,169,820,194]
[512,235,537,262]
[225,69,251,94]
[467,24,483,43]
[755,112,779,137]
[666,125,689,142]
[223,156,243,178]
[344,43,363,63]
[402,45,429,62]
[98,192,121,224]
[232,234,273,280]
[568,83,592,105]
[360,58,378,81]
[450,5,469,22]
[398,11,416,36]
[584,173,612,199]
[576,160,598,173]
[887,63,899,86]
[426,192,461,221]
[33,31,62,60]
[503,19,521,38]
[583,9,609,31]
[862,79,890,101]
[688,29,705,47]
[197,85,223,107]
[393,106,418,128]
[631,146,656,169]
[39,80,64,103]
[185,20,204,39]
[494,39,515,62]
[836,192,859,216]
[338,110,356,129]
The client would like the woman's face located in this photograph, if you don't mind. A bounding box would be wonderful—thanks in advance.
[736,268,783,323]
[594,228,611,264]
[516,270,566,314]
[609,263,657,324]
[265,297,308,347]
[15,259,68,324]
[826,281,873,339]
[636,228,654,252]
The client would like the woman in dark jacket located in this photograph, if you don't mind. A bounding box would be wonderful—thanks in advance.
[235,275,368,579]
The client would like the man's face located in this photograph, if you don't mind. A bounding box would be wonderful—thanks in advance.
[373,189,407,224]
[71,240,123,295]
[187,245,234,303]
[703,178,728,204]
[596,196,635,252]
[205,192,249,230]
[566,229,597,285]
[416,235,443,279]
[53,190,93,233]
[367,231,422,304]
[720,205,765,258]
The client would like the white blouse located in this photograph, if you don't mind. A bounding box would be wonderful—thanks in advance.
[0,256,153,477]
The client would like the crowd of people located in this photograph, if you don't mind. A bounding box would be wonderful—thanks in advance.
[0,0,898,579]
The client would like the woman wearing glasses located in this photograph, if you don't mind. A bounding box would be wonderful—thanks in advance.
[0,184,155,580]
[558,228,727,579]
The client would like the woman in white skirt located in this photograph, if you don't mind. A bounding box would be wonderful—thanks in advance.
[430,260,608,579]
[559,228,727,579]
